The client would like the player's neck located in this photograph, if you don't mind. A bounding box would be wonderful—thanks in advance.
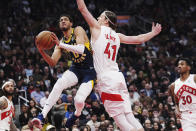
[180,72,190,81]
[63,28,73,40]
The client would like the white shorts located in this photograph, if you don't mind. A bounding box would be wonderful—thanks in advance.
[97,71,132,117]
[181,111,196,131]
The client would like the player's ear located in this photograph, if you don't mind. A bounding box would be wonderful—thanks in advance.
[105,19,109,25]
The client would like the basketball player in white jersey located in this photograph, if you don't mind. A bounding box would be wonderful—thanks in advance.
[0,80,18,131]
[74,0,162,131]
[169,58,196,131]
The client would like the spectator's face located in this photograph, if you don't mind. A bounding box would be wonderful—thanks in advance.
[144,120,151,128]
[158,103,163,109]
[30,100,35,107]
[45,91,49,98]
[164,105,169,110]
[145,83,151,90]
[36,87,40,92]
[59,16,72,31]
[21,105,28,112]
[142,109,149,116]
[28,120,33,128]
[0,70,4,77]
[100,114,105,121]
[153,122,159,130]
[57,98,62,104]
[107,124,114,131]
[67,95,73,102]
[91,115,97,122]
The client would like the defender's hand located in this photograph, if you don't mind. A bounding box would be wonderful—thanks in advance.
[152,22,162,36]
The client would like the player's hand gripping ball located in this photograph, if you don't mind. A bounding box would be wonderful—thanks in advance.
[35,31,56,50]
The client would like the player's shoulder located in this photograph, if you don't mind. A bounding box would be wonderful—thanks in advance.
[193,74,196,83]
[169,82,175,90]
[75,26,85,32]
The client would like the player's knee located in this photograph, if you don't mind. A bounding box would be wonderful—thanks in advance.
[54,78,68,90]
[74,95,85,107]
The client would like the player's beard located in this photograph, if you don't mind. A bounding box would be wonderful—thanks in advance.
[3,89,14,96]
[61,27,69,31]
[60,24,71,32]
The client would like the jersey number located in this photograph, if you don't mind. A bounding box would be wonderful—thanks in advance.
[181,95,192,105]
[104,42,117,61]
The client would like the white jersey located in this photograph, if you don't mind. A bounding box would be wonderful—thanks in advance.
[91,26,120,75]
[174,74,196,112]
[0,96,15,130]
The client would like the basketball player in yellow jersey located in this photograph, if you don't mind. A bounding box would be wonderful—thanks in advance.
[36,14,96,128]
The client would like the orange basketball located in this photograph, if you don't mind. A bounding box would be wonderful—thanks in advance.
[35,31,55,50]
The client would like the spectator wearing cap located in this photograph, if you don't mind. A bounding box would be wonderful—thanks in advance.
[30,82,45,105]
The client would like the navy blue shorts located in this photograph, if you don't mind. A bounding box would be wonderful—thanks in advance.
[69,66,96,84]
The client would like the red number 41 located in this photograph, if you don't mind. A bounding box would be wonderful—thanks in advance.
[104,42,117,61]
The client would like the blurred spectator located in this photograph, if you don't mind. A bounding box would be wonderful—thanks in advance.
[144,119,152,131]
[152,122,162,131]
[21,118,40,131]
[46,125,56,131]
[19,104,32,127]
[53,97,67,129]
[40,91,49,107]
[30,82,45,105]
[129,89,140,105]
[29,100,41,117]
[143,83,154,98]
[86,113,100,131]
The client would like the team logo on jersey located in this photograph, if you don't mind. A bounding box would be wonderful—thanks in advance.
[176,84,196,101]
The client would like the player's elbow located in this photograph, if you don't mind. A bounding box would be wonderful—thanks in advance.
[49,62,56,67]
[48,61,57,67]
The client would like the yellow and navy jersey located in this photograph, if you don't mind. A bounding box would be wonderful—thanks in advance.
[61,28,94,69]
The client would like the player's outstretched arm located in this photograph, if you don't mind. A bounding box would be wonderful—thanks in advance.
[76,0,101,40]
[194,75,196,83]
[76,0,99,29]
[0,97,8,110]
[118,23,162,44]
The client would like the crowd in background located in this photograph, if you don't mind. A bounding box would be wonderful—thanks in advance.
[0,0,196,130]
